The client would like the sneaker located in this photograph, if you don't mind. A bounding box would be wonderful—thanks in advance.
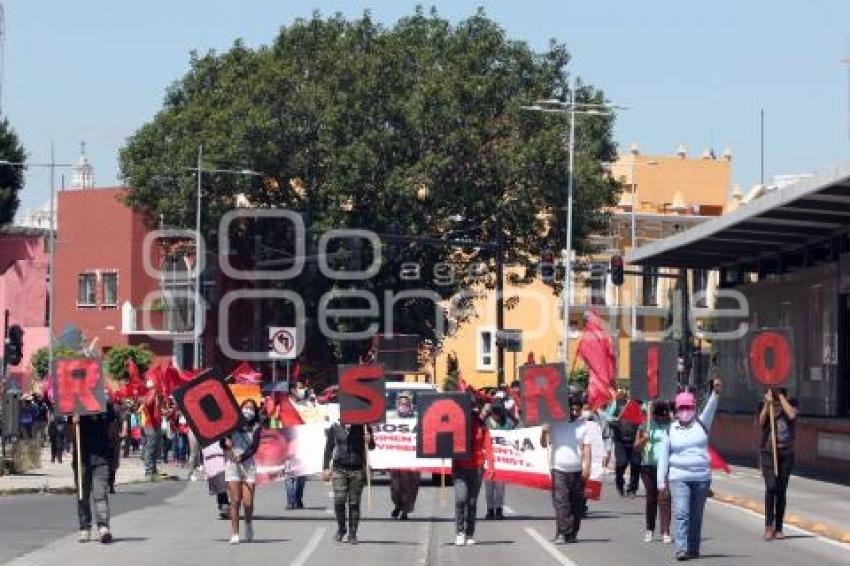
[465,537,476,546]
[675,551,689,561]
[485,509,495,520]
[244,523,254,542]
[349,533,358,545]
[78,529,91,543]
[455,533,465,546]
[495,508,504,520]
[662,534,673,544]
[644,530,653,543]
[400,511,409,521]
[98,526,113,544]
[391,507,401,519]
[229,534,240,545]
[334,529,347,542]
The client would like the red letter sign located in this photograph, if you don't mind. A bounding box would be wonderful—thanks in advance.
[629,341,678,401]
[53,358,106,416]
[520,363,569,425]
[173,372,241,448]
[339,364,386,424]
[747,329,794,386]
[416,392,471,459]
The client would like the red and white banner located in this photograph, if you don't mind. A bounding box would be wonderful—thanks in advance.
[255,424,326,484]
[371,418,448,473]
[486,426,551,490]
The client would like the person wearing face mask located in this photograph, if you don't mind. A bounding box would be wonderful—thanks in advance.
[658,379,722,561]
[389,391,420,520]
[541,393,592,544]
[452,398,491,547]
[635,400,673,544]
[484,395,518,520]
[756,387,797,541]
[220,399,263,545]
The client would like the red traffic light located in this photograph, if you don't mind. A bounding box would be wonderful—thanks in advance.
[610,255,624,286]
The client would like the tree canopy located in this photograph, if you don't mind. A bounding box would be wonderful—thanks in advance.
[120,8,620,367]
[0,117,27,225]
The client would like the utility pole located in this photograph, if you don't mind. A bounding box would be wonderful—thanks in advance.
[495,215,505,387]
[194,144,203,369]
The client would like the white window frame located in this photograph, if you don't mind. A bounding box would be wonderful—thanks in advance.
[476,326,496,372]
[102,270,119,308]
[77,272,97,308]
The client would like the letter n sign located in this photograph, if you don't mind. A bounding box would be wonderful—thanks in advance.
[53,358,107,416]
[416,392,471,459]
[173,373,241,448]
[339,364,386,425]
[746,328,795,387]
[520,363,570,425]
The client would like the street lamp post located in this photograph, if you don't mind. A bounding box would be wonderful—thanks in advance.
[521,92,622,378]
[0,146,72,387]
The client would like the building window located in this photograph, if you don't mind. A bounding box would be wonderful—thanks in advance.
[642,266,659,306]
[693,269,708,307]
[77,273,97,307]
[477,327,496,372]
[102,272,118,307]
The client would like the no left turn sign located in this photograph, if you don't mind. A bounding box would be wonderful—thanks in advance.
[269,327,297,360]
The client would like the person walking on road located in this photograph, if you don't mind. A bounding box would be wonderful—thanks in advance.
[70,402,119,544]
[635,400,672,544]
[452,398,491,547]
[611,394,641,497]
[658,379,722,561]
[48,412,67,464]
[323,420,376,544]
[484,395,518,520]
[221,399,263,545]
[141,380,163,480]
[541,392,591,545]
[389,391,420,520]
[757,388,797,541]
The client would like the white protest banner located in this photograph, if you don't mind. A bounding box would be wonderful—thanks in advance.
[370,418,448,473]
[255,423,326,484]
[487,425,551,490]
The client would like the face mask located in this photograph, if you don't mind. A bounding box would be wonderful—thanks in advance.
[581,410,592,419]
[178,416,187,425]
[676,409,695,424]
[242,408,256,421]
[296,388,306,400]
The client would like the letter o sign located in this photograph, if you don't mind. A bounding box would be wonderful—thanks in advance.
[749,331,792,386]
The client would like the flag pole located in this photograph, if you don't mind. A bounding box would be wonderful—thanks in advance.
[768,390,779,476]
[365,431,372,510]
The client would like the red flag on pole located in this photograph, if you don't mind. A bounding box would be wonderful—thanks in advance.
[270,393,305,427]
[578,310,616,410]
[232,362,262,385]
[709,445,731,474]
[619,399,645,426]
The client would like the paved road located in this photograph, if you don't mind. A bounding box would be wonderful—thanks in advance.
[2,474,847,565]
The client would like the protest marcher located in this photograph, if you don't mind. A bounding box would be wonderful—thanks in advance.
[541,392,591,544]
[635,400,672,544]
[484,395,518,520]
[221,399,263,544]
[389,391,420,520]
[202,442,230,519]
[69,401,119,543]
[658,379,722,561]
[453,398,491,546]
[108,396,125,494]
[141,380,163,480]
[757,388,797,541]
[610,394,641,497]
[322,421,376,544]
[48,412,67,464]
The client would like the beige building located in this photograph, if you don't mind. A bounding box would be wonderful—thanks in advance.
[434,144,733,389]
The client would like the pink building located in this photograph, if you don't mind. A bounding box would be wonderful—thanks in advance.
[0,226,50,389]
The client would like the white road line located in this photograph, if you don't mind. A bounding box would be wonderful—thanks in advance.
[289,526,326,566]
[708,499,850,551]
[524,527,579,566]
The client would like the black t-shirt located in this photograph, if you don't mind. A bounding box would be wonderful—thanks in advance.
[758,399,797,453]
[74,405,117,460]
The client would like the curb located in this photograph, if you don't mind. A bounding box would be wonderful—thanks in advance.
[712,490,850,544]
[0,474,182,497]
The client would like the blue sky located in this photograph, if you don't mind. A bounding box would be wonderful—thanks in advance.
[6,0,850,215]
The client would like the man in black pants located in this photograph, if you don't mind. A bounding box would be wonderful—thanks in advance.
[70,403,118,543]
[757,388,797,540]
[323,422,375,544]
[611,405,641,497]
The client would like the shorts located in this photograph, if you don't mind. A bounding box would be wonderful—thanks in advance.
[224,459,257,484]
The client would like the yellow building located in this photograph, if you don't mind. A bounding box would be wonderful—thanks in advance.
[434,144,732,389]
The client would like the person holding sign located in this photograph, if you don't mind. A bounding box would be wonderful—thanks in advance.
[69,403,118,543]
[657,379,722,561]
[541,392,591,544]
[322,422,376,544]
[220,399,263,545]
[756,388,797,541]
[635,400,672,544]
[452,398,490,547]
[389,391,420,521]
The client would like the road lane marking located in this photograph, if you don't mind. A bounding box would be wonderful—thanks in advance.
[524,527,578,566]
[289,527,326,566]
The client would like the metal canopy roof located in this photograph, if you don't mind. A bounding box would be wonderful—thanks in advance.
[626,162,850,269]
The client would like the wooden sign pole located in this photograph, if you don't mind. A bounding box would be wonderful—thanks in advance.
[768,393,779,477]
[364,433,372,509]
[75,416,84,502]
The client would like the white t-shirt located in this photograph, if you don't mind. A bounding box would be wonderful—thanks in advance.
[584,420,606,480]
[550,419,590,473]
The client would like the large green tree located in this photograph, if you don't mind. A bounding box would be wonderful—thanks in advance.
[0,118,26,224]
[120,8,620,367]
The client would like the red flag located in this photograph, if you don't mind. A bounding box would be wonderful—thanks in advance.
[578,310,616,410]
[145,365,164,397]
[619,399,645,426]
[179,367,206,382]
[271,393,305,427]
[163,363,181,398]
[709,445,731,474]
[232,362,262,385]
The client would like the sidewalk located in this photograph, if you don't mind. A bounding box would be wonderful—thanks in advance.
[711,464,850,543]
[0,447,184,495]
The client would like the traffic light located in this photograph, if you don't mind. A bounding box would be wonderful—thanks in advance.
[540,248,555,284]
[610,255,624,286]
[5,324,24,366]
